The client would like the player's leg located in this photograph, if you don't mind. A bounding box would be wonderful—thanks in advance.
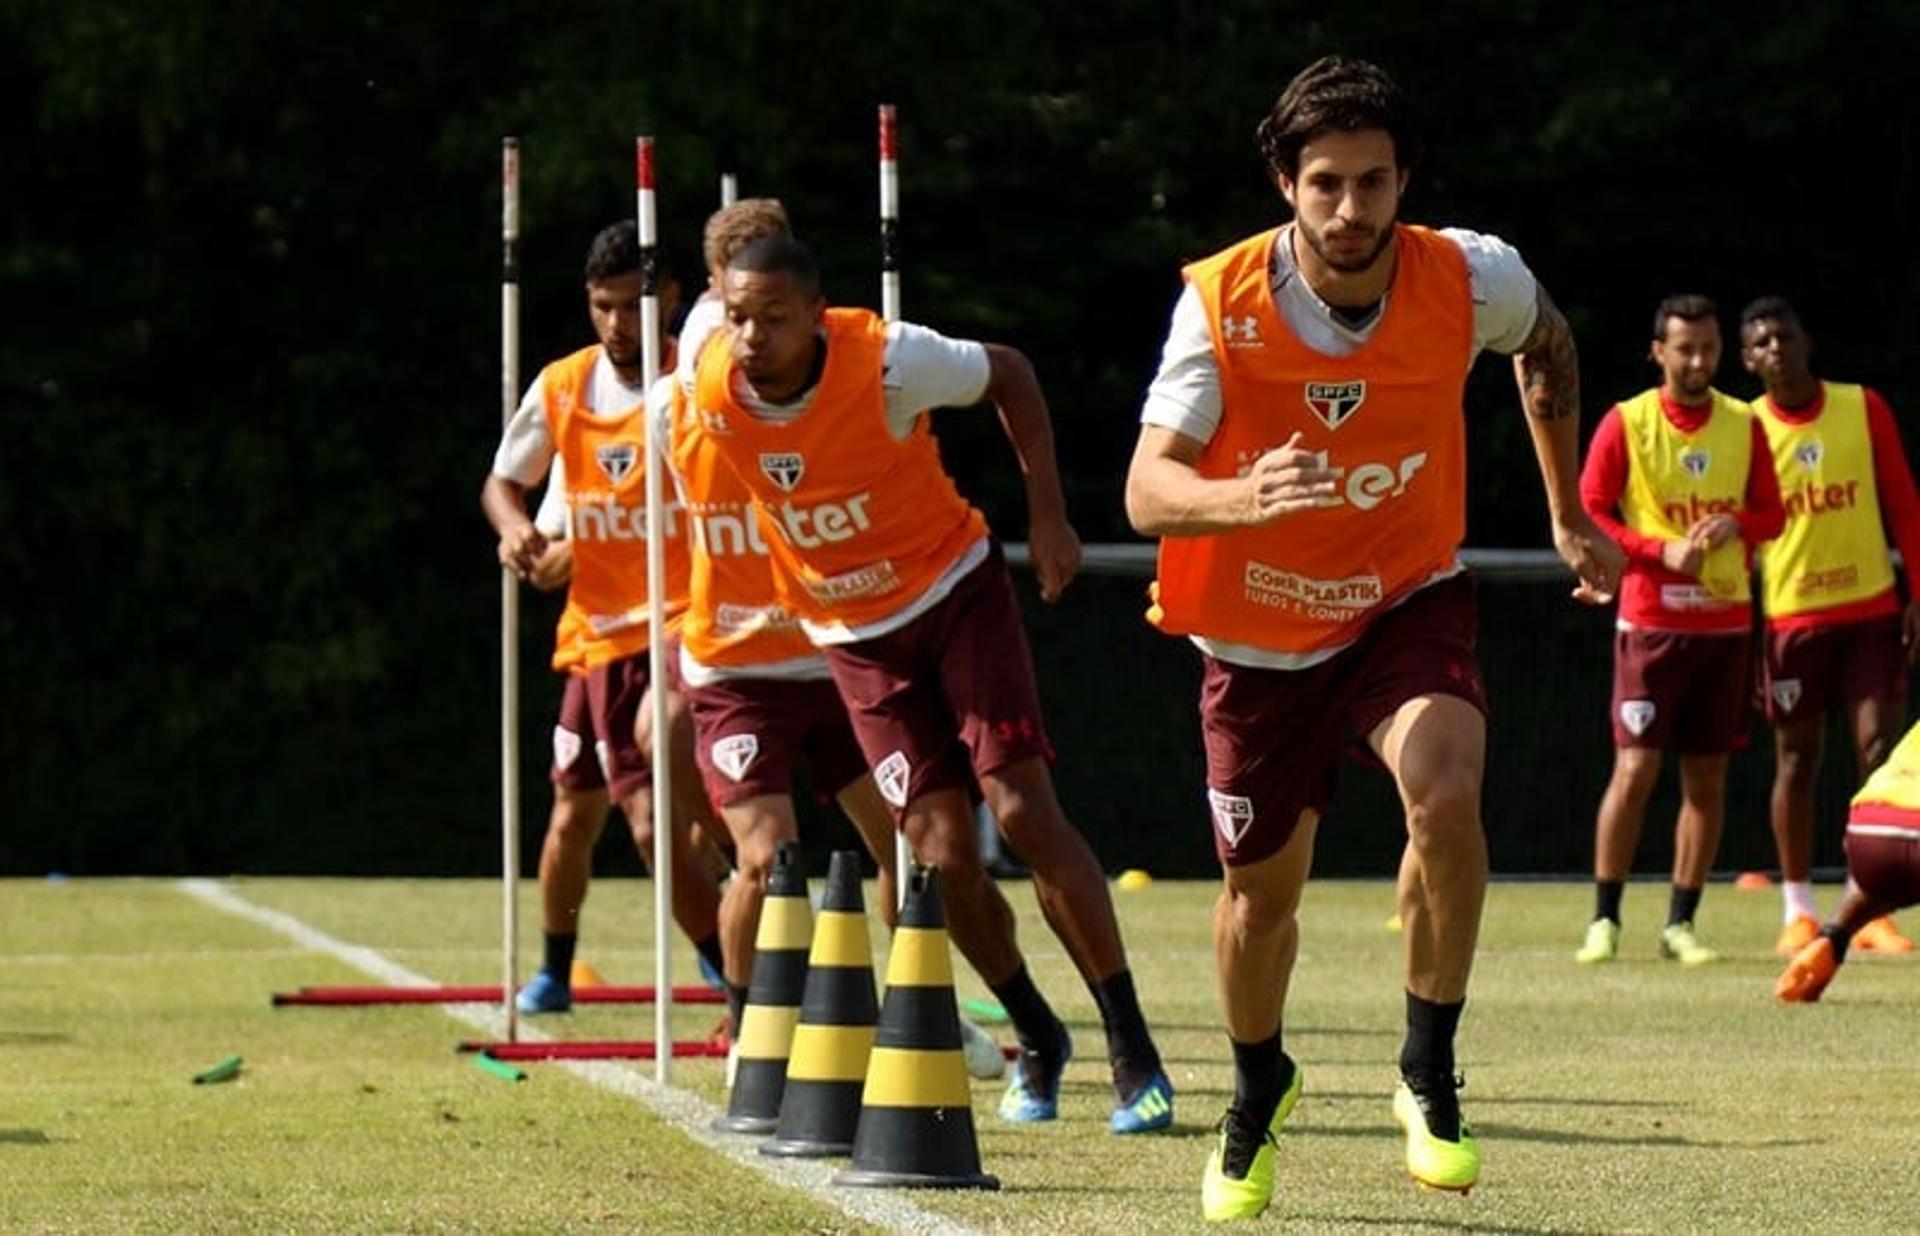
[714,792,799,1029]
[1780,827,1918,1001]
[523,673,614,1013]
[1662,751,1728,964]
[1371,691,1486,1193]
[1769,714,1825,952]
[1584,629,1669,961]
[831,773,898,931]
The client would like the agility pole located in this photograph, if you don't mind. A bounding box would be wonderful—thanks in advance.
[500,136,523,1043]
[877,103,915,912]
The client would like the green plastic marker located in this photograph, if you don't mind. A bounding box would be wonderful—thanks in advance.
[472,1053,526,1083]
[192,1055,243,1085]
[961,997,1009,1025]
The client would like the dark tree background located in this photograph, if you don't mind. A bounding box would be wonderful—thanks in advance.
[5,1,1916,876]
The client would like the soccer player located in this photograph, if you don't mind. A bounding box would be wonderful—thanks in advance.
[1739,296,1920,957]
[1777,717,1920,1001]
[679,233,1172,1134]
[1574,295,1785,968]
[1124,56,1621,1215]
[481,220,728,1014]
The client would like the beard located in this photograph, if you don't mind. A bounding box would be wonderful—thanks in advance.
[603,342,639,368]
[1299,218,1397,274]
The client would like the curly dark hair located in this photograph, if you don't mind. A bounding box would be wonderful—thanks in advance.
[582,220,640,283]
[1652,293,1718,340]
[1257,56,1421,180]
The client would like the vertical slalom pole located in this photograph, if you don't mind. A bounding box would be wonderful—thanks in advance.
[720,171,738,208]
[878,103,910,914]
[499,137,523,1043]
[636,135,674,1084]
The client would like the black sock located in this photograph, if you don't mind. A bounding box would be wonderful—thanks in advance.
[694,933,726,983]
[726,983,748,1035]
[1824,924,1853,965]
[1090,969,1161,1095]
[1667,885,1702,927]
[542,932,577,980]
[1229,1029,1295,1130]
[1595,880,1624,924]
[1399,990,1464,1082]
[991,965,1067,1058]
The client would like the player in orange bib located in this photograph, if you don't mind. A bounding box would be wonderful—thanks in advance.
[682,233,1171,1135]
[1126,57,1621,1214]
[1738,296,1920,958]
[1574,295,1784,970]
[482,221,728,1015]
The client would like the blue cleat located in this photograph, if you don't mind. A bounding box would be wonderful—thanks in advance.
[1110,1068,1175,1134]
[515,969,571,1014]
[997,1031,1072,1123]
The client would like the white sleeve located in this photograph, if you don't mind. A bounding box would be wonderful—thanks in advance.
[532,455,568,537]
[881,321,992,439]
[491,376,556,486]
[1139,284,1223,445]
[1441,228,1539,355]
[675,295,725,397]
[644,375,691,505]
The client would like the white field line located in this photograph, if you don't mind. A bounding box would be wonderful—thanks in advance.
[178,878,974,1236]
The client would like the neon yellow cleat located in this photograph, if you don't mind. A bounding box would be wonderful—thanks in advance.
[1393,1077,1479,1193]
[1201,1063,1303,1222]
[1575,917,1619,964]
[1658,921,1720,966]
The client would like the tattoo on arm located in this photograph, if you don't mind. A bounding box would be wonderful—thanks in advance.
[1513,284,1580,422]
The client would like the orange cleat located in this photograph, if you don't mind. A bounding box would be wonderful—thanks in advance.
[1853,915,1914,954]
[1774,914,1820,958]
[1776,936,1838,1003]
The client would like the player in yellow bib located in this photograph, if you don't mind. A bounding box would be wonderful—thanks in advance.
[1739,296,1920,959]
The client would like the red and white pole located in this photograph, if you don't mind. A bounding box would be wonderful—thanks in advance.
[635,136,675,1084]
[499,136,523,1043]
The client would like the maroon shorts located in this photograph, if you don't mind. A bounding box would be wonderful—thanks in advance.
[549,673,606,793]
[1761,615,1908,725]
[1610,629,1752,753]
[1845,824,1920,910]
[580,651,671,802]
[821,545,1053,814]
[684,674,870,809]
[1199,573,1486,868]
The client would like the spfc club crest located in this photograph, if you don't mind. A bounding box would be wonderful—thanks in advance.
[551,725,583,771]
[711,734,759,782]
[1304,381,1366,430]
[595,442,637,484]
[1619,699,1656,737]
[874,750,911,808]
[1207,789,1254,849]
[1771,678,1803,715]
[759,451,805,493]
[1679,449,1709,479]
[1795,440,1823,471]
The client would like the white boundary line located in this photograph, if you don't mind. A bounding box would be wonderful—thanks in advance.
[178,879,974,1236]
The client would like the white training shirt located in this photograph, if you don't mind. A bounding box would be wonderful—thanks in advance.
[1139,225,1539,671]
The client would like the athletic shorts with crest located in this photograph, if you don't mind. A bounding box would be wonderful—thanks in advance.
[1610,628,1751,753]
[1760,614,1907,725]
[1200,573,1486,869]
[565,648,679,802]
[685,674,870,810]
[820,542,1054,816]
[550,673,606,793]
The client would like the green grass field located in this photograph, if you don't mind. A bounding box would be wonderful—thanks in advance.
[5,874,1918,1233]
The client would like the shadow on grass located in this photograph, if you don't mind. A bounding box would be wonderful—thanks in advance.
[0,1031,68,1045]
[1307,1089,1666,1109]
[0,1129,51,1145]
[1282,1211,1605,1236]
[1297,1121,1817,1151]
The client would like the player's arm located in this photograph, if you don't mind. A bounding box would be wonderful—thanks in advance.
[1510,282,1624,599]
[980,343,1080,603]
[1865,388,1920,654]
[1125,426,1337,536]
[525,456,573,591]
[482,382,555,579]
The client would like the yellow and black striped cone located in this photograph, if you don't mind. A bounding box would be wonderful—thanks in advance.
[761,850,877,1158]
[836,865,998,1190]
[715,840,811,1134]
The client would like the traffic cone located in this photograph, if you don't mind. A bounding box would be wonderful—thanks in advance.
[569,959,608,989]
[836,865,998,1190]
[715,841,812,1134]
[761,851,877,1158]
